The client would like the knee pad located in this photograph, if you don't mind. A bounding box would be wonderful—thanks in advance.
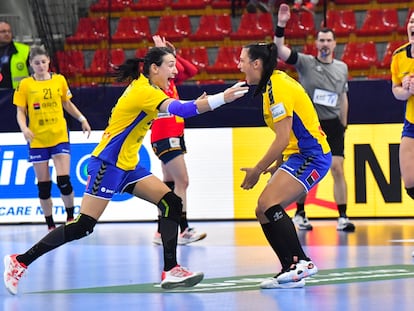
[157,191,182,224]
[264,204,286,223]
[406,187,414,200]
[64,213,97,242]
[57,175,73,195]
[37,181,52,200]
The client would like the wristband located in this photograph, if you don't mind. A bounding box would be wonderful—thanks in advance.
[275,26,285,38]
[207,92,225,110]
[78,115,87,123]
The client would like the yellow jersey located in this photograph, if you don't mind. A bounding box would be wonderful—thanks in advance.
[13,73,72,148]
[263,70,330,160]
[390,42,414,123]
[92,75,169,171]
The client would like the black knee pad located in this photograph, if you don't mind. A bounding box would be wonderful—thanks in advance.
[57,175,73,195]
[37,181,52,200]
[264,204,286,222]
[64,213,97,242]
[157,191,182,224]
[406,187,414,200]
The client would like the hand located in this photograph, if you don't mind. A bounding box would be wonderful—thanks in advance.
[240,167,262,190]
[197,92,207,100]
[223,82,249,103]
[22,128,34,143]
[278,3,291,27]
[81,119,92,138]
[152,35,166,47]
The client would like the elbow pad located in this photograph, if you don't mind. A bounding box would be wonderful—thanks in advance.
[167,100,199,118]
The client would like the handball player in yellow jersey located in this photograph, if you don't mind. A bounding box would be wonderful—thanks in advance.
[13,46,91,230]
[4,46,248,294]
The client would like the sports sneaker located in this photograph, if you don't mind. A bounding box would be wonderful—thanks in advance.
[178,227,207,245]
[152,232,162,245]
[260,276,305,289]
[160,265,204,289]
[48,225,56,232]
[4,254,27,295]
[276,260,317,284]
[337,217,356,232]
[293,214,313,230]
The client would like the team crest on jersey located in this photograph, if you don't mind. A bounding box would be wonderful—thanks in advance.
[306,169,320,187]
[33,102,41,110]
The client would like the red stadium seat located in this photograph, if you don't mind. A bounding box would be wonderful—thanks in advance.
[206,46,242,74]
[284,10,315,39]
[302,43,317,56]
[84,49,126,77]
[356,9,399,37]
[55,50,85,77]
[378,40,406,69]
[66,16,109,45]
[112,16,151,43]
[325,10,356,37]
[189,14,232,41]
[341,42,378,71]
[230,13,273,40]
[154,15,191,42]
[179,46,209,70]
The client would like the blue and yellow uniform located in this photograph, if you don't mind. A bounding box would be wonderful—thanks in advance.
[86,75,169,199]
[391,42,414,137]
[14,74,73,162]
[263,70,332,191]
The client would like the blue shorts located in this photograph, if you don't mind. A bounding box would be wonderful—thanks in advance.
[402,119,414,138]
[279,152,332,192]
[85,156,152,200]
[29,142,70,163]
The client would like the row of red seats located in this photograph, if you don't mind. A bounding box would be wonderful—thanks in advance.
[57,39,406,82]
[335,0,410,3]
[66,12,274,46]
[65,7,412,48]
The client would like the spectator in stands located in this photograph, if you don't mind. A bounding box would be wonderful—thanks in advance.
[13,46,91,231]
[0,20,30,89]
[274,3,355,231]
[293,0,319,12]
[3,46,249,295]
[390,11,414,257]
[238,42,331,289]
[150,35,207,245]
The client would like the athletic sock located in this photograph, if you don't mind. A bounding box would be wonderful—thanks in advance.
[66,207,74,220]
[160,217,178,271]
[296,202,305,216]
[261,223,292,270]
[264,205,309,263]
[179,212,189,233]
[45,215,55,228]
[337,204,347,218]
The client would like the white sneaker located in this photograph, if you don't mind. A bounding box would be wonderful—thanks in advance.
[160,265,204,289]
[293,214,313,230]
[178,228,207,245]
[152,232,162,245]
[337,217,355,232]
[276,260,318,284]
[260,277,305,289]
[4,254,27,295]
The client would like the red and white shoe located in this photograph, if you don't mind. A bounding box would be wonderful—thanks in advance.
[160,265,204,289]
[3,254,27,295]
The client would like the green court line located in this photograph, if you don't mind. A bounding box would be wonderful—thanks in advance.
[31,265,414,294]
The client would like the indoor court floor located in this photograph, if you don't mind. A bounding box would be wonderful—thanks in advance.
[1,219,414,311]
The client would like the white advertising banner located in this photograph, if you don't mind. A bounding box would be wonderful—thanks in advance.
[0,129,235,223]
